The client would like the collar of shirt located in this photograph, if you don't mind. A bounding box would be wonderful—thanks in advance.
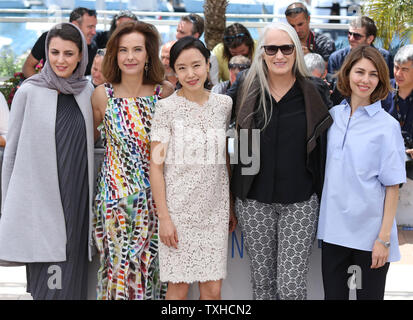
[399,89,413,103]
[391,78,413,102]
[342,99,381,118]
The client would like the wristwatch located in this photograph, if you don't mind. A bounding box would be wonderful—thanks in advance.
[377,238,390,248]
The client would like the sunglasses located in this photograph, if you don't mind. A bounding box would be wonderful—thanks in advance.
[96,48,106,56]
[348,31,365,40]
[228,63,250,70]
[285,7,307,16]
[262,44,295,56]
[115,10,138,21]
[224,33,247,45]
[188,14,198,24]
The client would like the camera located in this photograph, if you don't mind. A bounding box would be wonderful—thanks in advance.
[402,130,413,162]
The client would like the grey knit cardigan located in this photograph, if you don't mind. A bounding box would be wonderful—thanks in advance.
[0,82,95,265]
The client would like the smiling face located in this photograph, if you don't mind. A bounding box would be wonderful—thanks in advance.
[262,29,295,78]
[174,47,209,93]
[72,14,97,45]
[48,36,81,78]
[349,57,379,104]
[117,31,147,77]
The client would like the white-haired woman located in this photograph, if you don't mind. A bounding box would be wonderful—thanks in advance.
[230,22,333,300]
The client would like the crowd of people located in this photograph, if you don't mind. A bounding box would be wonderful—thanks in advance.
[0,1,412,301]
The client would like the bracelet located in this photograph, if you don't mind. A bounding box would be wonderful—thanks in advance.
[376,238,390,248]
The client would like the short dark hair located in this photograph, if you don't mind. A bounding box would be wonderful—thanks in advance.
[103,21,164,84]
[47,23,83,53]
[337,45,391,103]
[69,7,97,23]
[169,36,210,71]
[285,2,310,19]
[350,16,377,40]
[181,13,205,38]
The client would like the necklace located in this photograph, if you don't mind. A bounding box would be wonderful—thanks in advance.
[270,77,295,100]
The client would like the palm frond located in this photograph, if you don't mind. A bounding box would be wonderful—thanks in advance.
[363,0,413,49]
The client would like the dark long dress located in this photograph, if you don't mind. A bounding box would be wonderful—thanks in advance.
[26,93,89,300]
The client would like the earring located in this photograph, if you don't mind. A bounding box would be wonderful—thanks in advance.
[144,61,149,77]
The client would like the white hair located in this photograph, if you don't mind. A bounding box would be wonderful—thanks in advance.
[237,22,311,130]
[304,53,326,75]
[229,55,251,66]
[394,44,413,65]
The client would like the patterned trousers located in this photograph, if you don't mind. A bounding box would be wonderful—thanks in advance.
[235,194,319,300]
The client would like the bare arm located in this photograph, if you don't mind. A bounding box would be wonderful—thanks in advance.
[160,80,175,99]
[22,53,40,78]
[371,184,399,269]
[91,85,107,142]
[406,149,413,157]
[0,136,5,147]
[150,141,178,249]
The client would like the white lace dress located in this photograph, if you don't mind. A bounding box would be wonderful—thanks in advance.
[151,91,232,283]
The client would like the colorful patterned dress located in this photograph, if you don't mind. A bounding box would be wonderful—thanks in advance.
[93,83,166,300]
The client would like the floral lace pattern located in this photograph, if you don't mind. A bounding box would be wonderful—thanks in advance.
[151,91,232,283]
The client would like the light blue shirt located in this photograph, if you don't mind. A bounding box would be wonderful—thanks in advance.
[317,100,406,262]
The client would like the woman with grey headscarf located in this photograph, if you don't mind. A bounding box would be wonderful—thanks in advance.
[0,23,95,300]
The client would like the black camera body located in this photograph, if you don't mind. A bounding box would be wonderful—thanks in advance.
[402,130,413,162]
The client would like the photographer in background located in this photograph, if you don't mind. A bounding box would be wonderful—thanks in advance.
[94,10,138,49]
[383,45,413,160]
[212,55,251,94]
[90,49,106,88]
[285,2,335,62]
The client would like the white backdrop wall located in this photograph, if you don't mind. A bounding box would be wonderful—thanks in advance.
[87,226,326,300]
